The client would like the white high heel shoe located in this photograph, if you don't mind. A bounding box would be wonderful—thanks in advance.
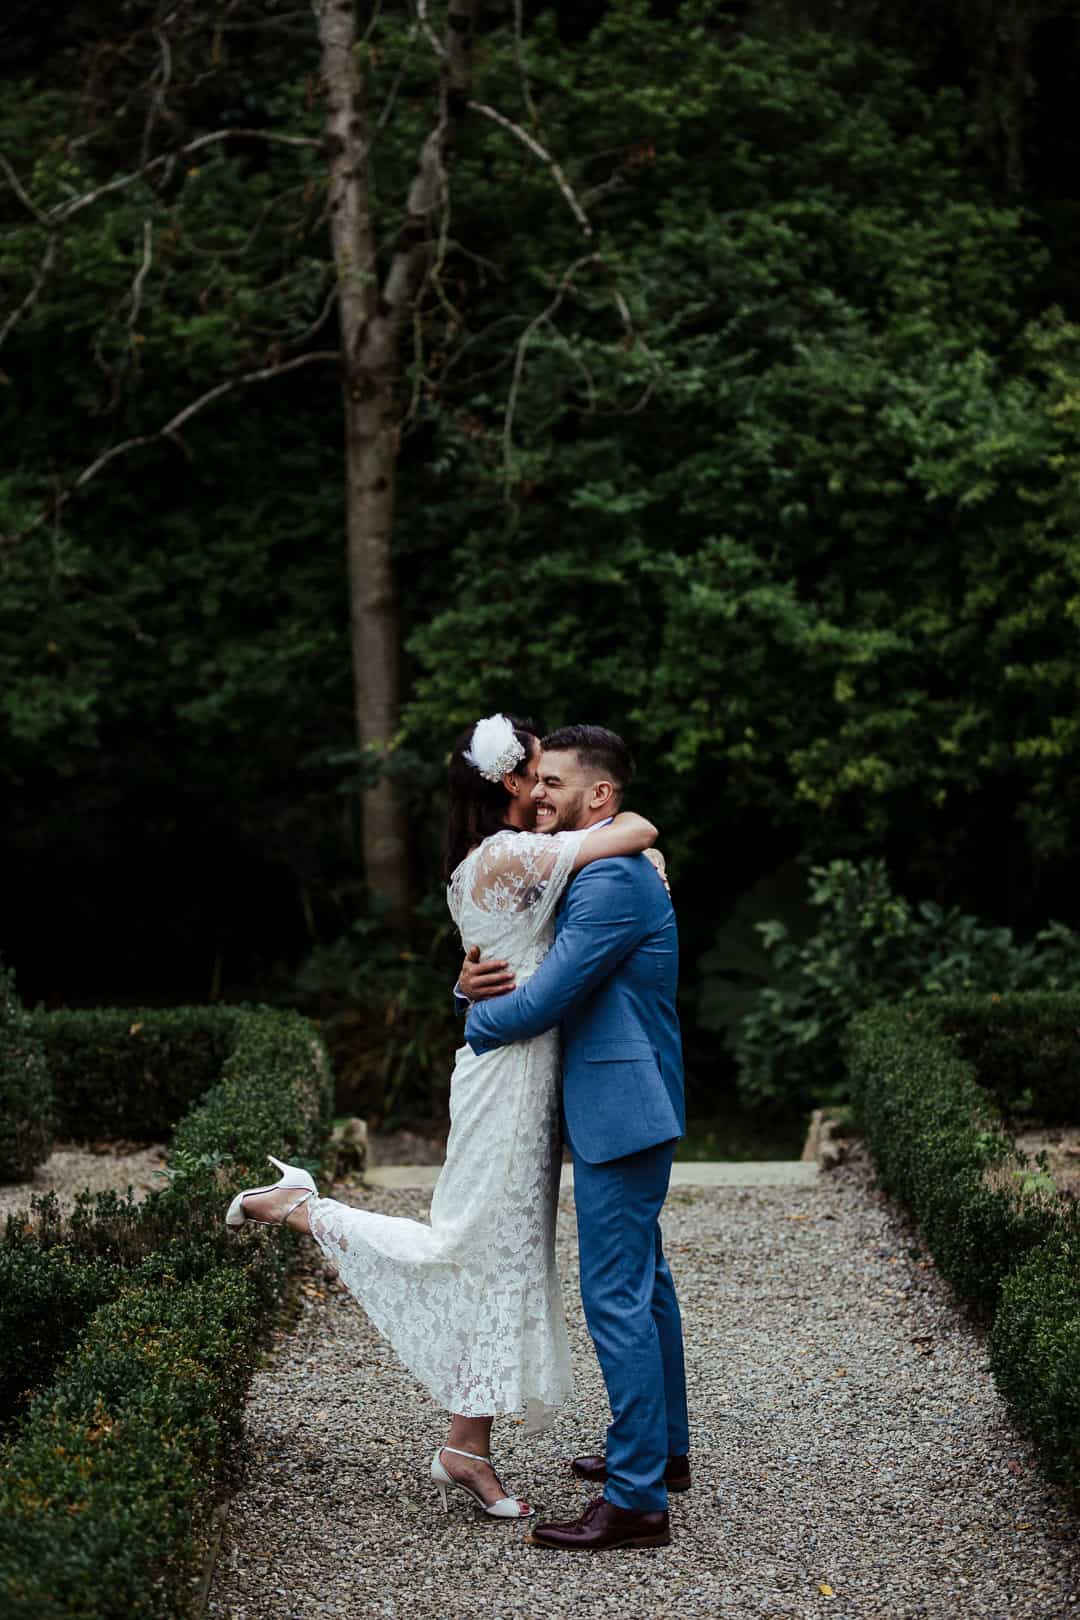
[224,1155,318,1229]
[430,1445,534,1520]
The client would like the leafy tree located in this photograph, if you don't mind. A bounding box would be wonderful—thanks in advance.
[4,3,1080,1123]
[407,18,1079,899]
[1,0,632,922]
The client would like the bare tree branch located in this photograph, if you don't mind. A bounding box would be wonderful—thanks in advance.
[126,218,154,344]
[415,0,448,62]
[362,1,388,45]
[581,171,627,210]
[280,276,338,352]
[140,25,175,169]
[0,152,52,226]
[92,216,156,411]
[502,253,595,501]
[216,11,315,32]
[439,313,525,386]
[44,128,321,224]
[375,53,415,135]
[160,349,334,438]
[466,100,654,370]
[548,323,599,415]
[512,0,539,126]
[0,235,57,352]
[467,101,593,238]
[382,0,476,327]
[2,350,338,548]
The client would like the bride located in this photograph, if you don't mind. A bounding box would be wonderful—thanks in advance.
[225,713,659,1521]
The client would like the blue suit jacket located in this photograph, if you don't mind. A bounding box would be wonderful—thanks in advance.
[465,854,685,1165]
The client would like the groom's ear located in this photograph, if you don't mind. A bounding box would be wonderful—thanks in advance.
[590,779,616,812]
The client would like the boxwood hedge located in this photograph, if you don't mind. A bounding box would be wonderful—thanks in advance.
[848,992,1080,1496]
[24,1006,237,1143]
[0,967,55,1181]
[990,1227,1080,1493]
[0,1004,333,1619]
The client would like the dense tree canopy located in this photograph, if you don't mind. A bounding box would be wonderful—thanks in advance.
[3,1,1080,1116]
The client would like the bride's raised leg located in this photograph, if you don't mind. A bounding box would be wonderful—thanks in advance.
[224,1157,316,1232]
[238,1188,313,1232]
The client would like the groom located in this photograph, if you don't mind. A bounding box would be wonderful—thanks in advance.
[461,725,690,1551]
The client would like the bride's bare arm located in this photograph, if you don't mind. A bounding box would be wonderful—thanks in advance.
[570,811,657,871]
[642,846,671,894]
[458,816,659,1000]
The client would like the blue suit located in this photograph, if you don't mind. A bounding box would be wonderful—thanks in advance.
[465,854,690,1511]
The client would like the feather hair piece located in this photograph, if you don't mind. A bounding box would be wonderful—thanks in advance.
[464,713,526,783]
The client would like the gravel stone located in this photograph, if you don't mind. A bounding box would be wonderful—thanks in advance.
[206,1150,1079,1620]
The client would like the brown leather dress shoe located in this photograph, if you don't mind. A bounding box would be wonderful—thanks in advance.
[570,1453,691,1493]
[528,1497,671,1551]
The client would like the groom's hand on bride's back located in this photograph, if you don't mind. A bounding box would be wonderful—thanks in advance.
[460,943,517,1001]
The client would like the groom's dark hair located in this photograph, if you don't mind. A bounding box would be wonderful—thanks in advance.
[542,724,635,808]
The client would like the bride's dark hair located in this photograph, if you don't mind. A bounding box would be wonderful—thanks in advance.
[444,715,540,881]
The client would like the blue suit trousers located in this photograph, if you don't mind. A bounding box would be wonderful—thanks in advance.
[572,1138,690,1512]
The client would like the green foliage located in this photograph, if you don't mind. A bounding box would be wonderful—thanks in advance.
[27,1008,234,1141]
[0,10,351,883]
[696,862,817,1046]
[0,965,54,1180]
[5,2,1080,1100]
[406,17,1070,875]
[849,992,1080,1491]
[846,1001,1060,1314]
[19,1001,331,1149]
[0,1238,119,1425]
[730,859,1080,1113]
[171,1005,334,1170]
[934,993,1080,1122]
[292,899,462,1125]
[990,1228,1080,1497]
[0,1003,333,1617]
[0,1270,258,1620]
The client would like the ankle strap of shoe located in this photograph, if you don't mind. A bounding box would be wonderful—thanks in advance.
[440,1445,491,1462]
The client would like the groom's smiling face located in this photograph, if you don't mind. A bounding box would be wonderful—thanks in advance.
[532,750,591,834]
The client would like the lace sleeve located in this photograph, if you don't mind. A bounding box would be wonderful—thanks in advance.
[470,829,591,933]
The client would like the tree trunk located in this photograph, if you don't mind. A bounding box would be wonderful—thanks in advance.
[316,0,408,920]
[314,0,476,922]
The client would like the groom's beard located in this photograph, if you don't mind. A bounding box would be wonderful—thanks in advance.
[540,790,588,834]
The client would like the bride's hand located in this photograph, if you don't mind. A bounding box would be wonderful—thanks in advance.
[643,848,671,895]
[460,943,517,1001]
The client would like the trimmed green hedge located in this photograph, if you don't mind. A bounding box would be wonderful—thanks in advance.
[0,1004,333,1619]
[848,992,1080,1496]
[1,1271,256,1620]
[0,967,55,1180]
[846,1003,1060,1316]
[991,1229,1080,1493]
[25,1007,236,1142]
[0,1240,121,1421]
[932,993,1080,1122]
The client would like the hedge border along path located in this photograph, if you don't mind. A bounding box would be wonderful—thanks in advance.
[0,1005,334,1620]
[848,991,1080,1497]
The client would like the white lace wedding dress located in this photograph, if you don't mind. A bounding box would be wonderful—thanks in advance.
[307,825,591,1427]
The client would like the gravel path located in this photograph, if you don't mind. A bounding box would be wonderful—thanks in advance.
[207,1154,1079,1620]
[0,1142,168,1222]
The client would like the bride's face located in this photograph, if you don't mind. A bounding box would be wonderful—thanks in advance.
[503,737,542,829]
[532,750,588,834]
